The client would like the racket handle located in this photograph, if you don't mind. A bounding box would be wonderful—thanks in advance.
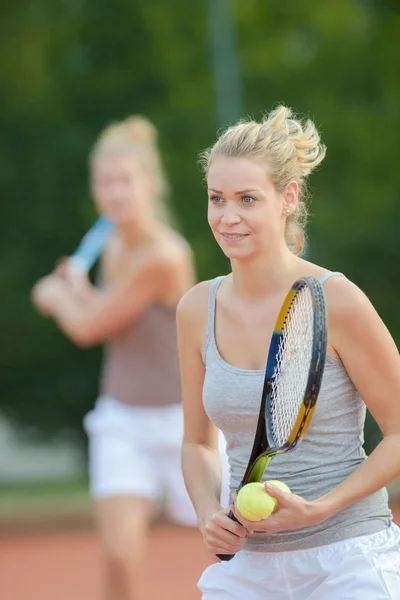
[216,509,240,562]
[70,216,115,272]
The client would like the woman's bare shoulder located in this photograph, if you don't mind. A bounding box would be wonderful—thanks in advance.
[176,280,214,354]
[156,227,194,263]
[322,275,373,321]
[294,260,373,321]
[177,280,211,321]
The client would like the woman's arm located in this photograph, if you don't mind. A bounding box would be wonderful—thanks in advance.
[177,282,222,516]
[31,249,180,347]
[314,276,400,515]
[177,283,248,554]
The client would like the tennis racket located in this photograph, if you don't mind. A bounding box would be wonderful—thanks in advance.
[217,276,327,561]
[68,216,115,272]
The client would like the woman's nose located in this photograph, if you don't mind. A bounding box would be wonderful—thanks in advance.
[221,205,241,225]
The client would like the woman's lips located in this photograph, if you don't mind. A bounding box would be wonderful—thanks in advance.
[219,232,248,242]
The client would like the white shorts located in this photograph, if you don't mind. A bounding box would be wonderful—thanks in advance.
[83,396,230,526]
[198,524,400,599]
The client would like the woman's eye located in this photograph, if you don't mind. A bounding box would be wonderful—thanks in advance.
[242,196,256,204]
[210,195,223,204]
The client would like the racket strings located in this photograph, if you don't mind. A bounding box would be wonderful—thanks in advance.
[270,288,314,447]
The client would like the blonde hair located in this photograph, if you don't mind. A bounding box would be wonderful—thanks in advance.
[200,105,326,254]
[91,115,172,224]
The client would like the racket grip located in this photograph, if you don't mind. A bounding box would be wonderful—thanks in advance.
[70,216,115,272]
[216,509,240,562]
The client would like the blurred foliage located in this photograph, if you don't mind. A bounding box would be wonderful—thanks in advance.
[0,0,399,452]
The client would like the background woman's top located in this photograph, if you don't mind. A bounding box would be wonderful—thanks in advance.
[100,305,181,407]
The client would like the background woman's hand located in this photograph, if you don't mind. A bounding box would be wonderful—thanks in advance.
[54,257,90,291]
[232,482,327,534]
[54,256,72,279]
[31,275,67,315]
[199,506,249,556]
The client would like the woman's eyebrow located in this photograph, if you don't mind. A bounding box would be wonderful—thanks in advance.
[208,188,261,194]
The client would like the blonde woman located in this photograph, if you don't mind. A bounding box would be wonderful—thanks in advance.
[177,106,400,599]
[32,115,229,600]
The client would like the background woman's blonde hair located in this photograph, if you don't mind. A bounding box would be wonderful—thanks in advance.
[200,105,326,254]
[91,115,173,225]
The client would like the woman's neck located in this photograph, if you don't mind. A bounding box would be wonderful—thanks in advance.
[230,247,302,301]
[117,217,164,249]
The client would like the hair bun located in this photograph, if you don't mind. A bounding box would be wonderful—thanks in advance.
[124,115,158,145]
[292,119,326,177]
[264,105,326,177]
[264,105,292,132]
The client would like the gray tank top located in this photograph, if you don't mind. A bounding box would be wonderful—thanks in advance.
[100,304,181,407]
[203,273,392,552]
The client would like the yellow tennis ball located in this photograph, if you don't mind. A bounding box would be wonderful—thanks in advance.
[236,482,276,522]
[266,480,292,513]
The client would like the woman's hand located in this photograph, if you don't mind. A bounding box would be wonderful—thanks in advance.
[199,507,250,556]
[54,257,90,291]
[31,275,67,315]
[54,256,72,279]
[232,482,328,534]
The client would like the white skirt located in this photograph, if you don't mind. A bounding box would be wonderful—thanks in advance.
[198,524,400,599]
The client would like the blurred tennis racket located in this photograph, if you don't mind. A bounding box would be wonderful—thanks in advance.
[217,276,327,561]
[66,216,115,273]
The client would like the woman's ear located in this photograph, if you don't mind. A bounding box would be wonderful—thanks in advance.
[283,181,298,215]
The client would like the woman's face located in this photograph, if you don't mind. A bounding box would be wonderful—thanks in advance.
[91,153,153,226]
[207,155,293,262]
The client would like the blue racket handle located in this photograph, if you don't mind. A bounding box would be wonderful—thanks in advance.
[69,216,115,272]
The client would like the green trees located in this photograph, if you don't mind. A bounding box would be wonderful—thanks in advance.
[1,1,398,450]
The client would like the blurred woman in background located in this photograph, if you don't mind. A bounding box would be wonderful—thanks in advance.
[32,115,229,600]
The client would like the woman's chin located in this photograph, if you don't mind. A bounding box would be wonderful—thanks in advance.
[221,246,252,261]
[113,213,139,227]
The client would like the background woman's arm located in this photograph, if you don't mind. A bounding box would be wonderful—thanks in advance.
[31,248,182,347]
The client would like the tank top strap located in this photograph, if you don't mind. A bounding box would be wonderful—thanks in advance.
[319,271,345,286]
[202,276,225,364]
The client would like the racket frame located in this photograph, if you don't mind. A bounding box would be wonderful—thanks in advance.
[217,276,327,560]
[241,277,327,487]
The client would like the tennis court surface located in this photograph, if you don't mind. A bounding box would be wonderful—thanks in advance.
[0,521,211,600]
[1,505,399,600]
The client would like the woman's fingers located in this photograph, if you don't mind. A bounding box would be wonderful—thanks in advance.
[232,487,321,534]
[216,510,249,537]
[54,256,70,278]
[201,508,249,554]
[205,531,245,555]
